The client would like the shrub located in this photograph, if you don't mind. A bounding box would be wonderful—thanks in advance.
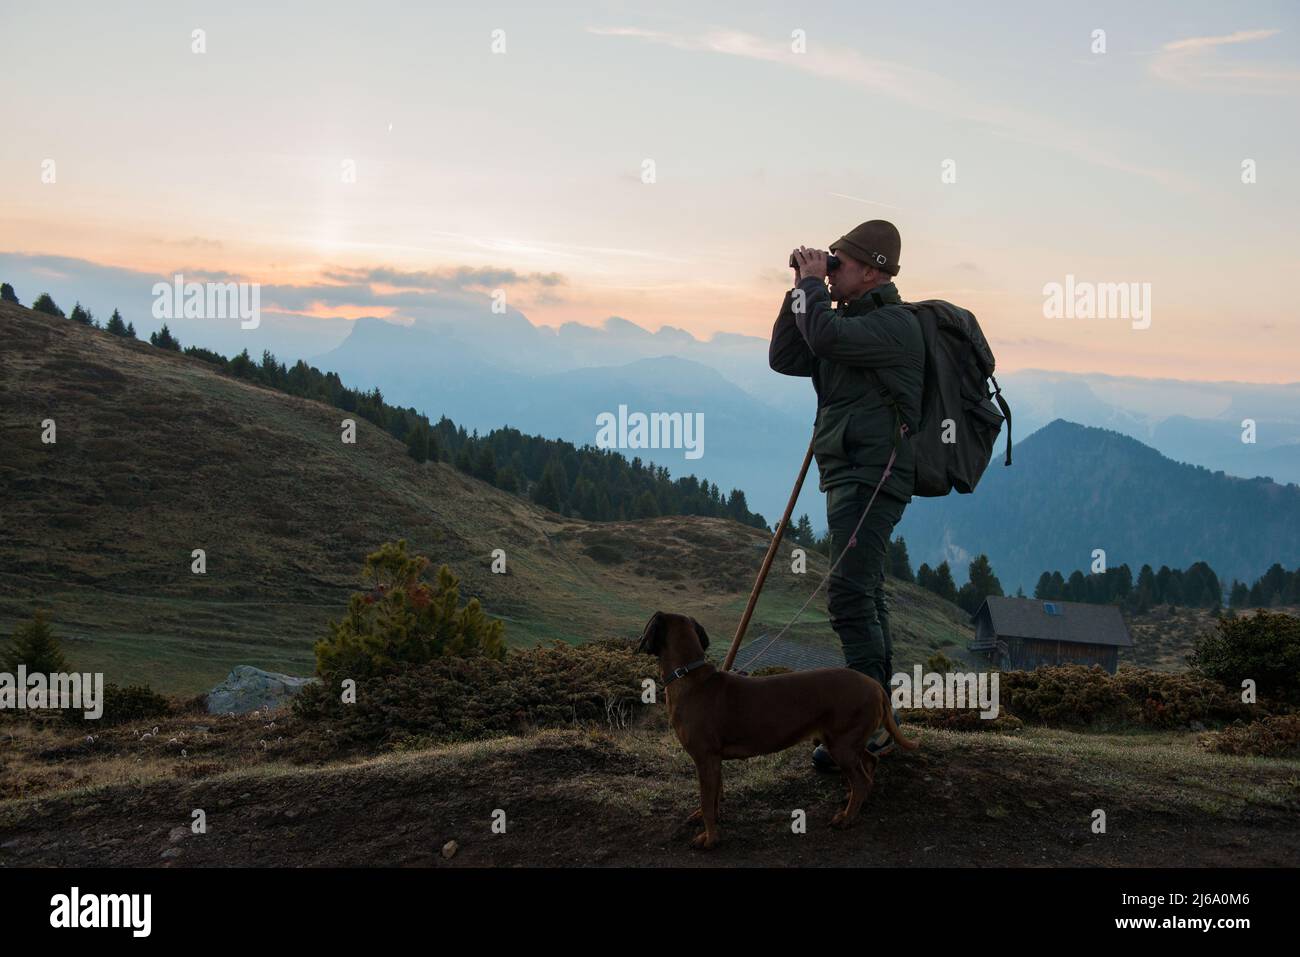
[313,540,505,681]
[925,650,957,673]
[1199,715,1300,758]
[1112,668,1254,728]
[64,683,172,725]
[998,664,1260,728]
[294,641,647,751]
[1000,664,1130,726]
[1188,611,1300,705]
[1,282,19,304]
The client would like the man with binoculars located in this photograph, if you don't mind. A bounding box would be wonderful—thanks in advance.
[768,220,925,769]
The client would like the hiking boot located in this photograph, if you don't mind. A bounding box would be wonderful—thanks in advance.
[811,743,839,773]
[866,710,903,759]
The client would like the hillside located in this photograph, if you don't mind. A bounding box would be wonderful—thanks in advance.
[898,419,1300,594]
[4,719,1297,868]
[0,302,972,693]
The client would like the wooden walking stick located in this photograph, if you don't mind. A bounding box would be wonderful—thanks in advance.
[721,432,816,672]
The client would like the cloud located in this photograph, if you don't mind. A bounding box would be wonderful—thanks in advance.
[322,265,567,293]
[590,23,1189,188]
[1161,29,1279,54]
[1151,28,1298,93]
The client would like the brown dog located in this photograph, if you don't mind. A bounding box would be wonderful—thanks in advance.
[637,610,917,848]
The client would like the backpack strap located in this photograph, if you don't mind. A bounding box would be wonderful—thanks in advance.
[990,375,1012,465]
[865,367,905,456]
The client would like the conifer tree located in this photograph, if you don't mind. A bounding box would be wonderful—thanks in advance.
[1,612,69,674]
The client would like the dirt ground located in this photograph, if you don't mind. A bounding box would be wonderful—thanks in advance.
[3,724,1296,868]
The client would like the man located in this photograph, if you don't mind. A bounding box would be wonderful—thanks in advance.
[768,220,924,769]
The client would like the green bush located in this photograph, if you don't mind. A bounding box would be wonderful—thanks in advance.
[313,540,505,682]
[1188,611,1300,705]
[65,683,172,725]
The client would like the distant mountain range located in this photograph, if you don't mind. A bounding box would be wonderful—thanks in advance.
[5,251,1298,551]
[896,420,1300,595]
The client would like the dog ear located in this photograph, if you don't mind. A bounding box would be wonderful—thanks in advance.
[690,617,710,651]
[636,611,666,655]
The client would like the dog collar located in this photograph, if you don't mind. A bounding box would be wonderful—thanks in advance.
[663,658,710,687]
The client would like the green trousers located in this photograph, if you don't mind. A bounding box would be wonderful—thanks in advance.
[825,481,908,689]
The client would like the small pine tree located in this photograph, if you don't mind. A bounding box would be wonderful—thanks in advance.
[929,561,960,605]
[68,301,94,325]
[0,282,18,305]
[473,446,497,484]
[105,309,128,336]
[313,540,506,681]
[150,324,181,350]
[791,514,816,547]
[532,459,564,511]
[125,321,137,339]
[1,612,69,674]
[31,292,64,317]
[406,421,431,462]
[889,536,915,582]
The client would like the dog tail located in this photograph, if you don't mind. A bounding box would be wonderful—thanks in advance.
[883,700,920,751]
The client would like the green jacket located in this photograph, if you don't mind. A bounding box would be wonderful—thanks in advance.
[769,278,924,501]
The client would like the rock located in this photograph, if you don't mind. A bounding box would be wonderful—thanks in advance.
[160,847,183,859]
[205,666,317,716]
[441,840,459,860]
[168,826,189,843]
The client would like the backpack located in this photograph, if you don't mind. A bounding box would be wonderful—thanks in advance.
[901,300,1011,496]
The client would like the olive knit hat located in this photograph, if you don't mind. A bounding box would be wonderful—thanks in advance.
[830,220,901,276]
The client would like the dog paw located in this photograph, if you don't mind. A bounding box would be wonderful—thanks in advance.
[830,811,856,829]
[691,831,719,850]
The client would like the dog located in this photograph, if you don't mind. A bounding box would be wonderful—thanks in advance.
[636,610,918,849]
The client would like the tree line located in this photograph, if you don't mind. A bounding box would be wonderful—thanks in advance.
[4,284,769,529]
[785,500,1300,617]
[1033,560,1298,612]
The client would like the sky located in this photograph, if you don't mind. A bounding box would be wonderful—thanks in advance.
[2,0,1298,381]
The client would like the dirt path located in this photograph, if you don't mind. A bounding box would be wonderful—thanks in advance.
[2,727,1296,867]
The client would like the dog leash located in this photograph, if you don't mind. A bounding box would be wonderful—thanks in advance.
[737,431,903,673]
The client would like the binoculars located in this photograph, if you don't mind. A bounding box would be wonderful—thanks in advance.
[789,252,841,271]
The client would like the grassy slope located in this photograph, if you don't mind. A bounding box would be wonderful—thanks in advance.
[0,302,973,693]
